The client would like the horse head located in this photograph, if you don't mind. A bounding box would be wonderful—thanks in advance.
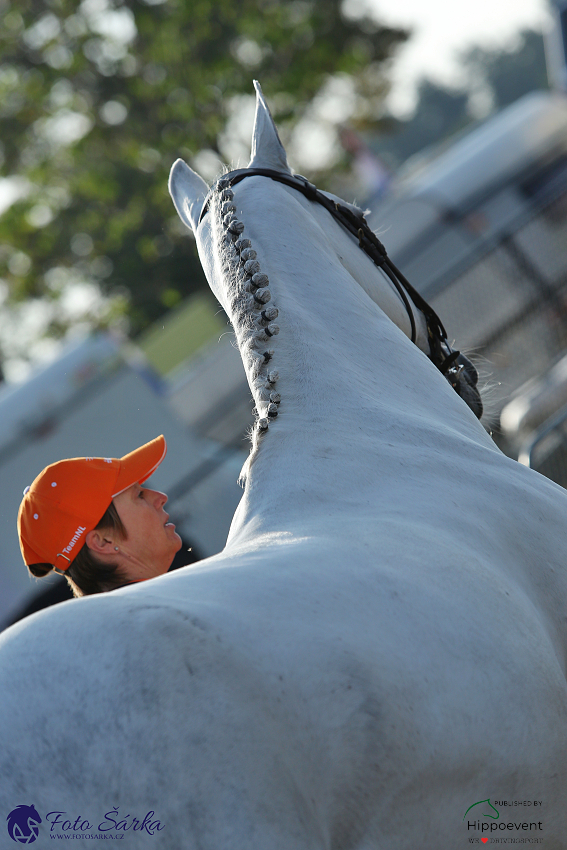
[170,81,482,441]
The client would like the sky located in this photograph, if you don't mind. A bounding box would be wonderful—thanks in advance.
[284,0,555,172]
[353,0,553,115]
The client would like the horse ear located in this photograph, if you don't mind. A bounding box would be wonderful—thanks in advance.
[168,158,209,234]
[248,80,291,173]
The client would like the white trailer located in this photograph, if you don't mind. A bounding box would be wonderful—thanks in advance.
[0,333,246,628]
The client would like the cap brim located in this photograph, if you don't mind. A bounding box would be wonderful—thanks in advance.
[112,435,167,497]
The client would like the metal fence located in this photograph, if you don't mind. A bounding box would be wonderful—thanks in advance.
[422,156,567,481]
[518,403,567,486]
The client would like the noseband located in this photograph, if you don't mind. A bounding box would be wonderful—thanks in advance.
[200,168,483,419]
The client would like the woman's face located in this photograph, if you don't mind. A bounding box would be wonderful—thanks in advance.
[111,482,182,580]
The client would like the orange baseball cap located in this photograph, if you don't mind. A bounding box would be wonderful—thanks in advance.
[18,435,167,572]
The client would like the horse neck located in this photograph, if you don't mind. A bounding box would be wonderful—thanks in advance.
[201,178,495,542]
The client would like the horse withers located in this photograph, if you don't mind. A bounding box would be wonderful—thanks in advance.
[0,82,566,849]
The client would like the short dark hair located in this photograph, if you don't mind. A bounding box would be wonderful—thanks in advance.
[27,502,129,597]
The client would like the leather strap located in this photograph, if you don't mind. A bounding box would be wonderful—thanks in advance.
[198,167,482,417]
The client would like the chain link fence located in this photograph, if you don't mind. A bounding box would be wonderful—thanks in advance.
[419,155,567,484]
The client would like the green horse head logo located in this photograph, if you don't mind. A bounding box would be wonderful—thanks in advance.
[463,799,500,821]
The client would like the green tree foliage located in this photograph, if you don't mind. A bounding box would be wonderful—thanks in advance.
[461,28,549,112]
[367,28,549,172]
[0,0,408,374]
[369,78,470,170]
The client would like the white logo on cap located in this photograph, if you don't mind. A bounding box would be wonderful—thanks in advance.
[63,525,87,554]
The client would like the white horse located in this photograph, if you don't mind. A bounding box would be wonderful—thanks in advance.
[1,83,566,849]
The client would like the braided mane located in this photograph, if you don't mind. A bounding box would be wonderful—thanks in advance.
[210,181,282,454]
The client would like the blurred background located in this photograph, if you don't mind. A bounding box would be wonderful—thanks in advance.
[1,0,567,627]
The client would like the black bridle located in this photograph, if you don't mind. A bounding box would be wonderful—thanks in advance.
[199,167,483,419]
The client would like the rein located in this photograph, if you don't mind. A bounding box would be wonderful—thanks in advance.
[199,168,483,419]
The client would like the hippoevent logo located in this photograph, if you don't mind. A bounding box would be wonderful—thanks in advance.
[464,798,544,843]
[6,805,165,842]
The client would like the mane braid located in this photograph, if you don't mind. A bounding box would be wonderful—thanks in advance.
[211,184,281,451]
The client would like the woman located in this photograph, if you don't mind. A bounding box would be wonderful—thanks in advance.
[17,435,183,597]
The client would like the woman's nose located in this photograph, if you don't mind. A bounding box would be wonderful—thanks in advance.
[151,489,168,508]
